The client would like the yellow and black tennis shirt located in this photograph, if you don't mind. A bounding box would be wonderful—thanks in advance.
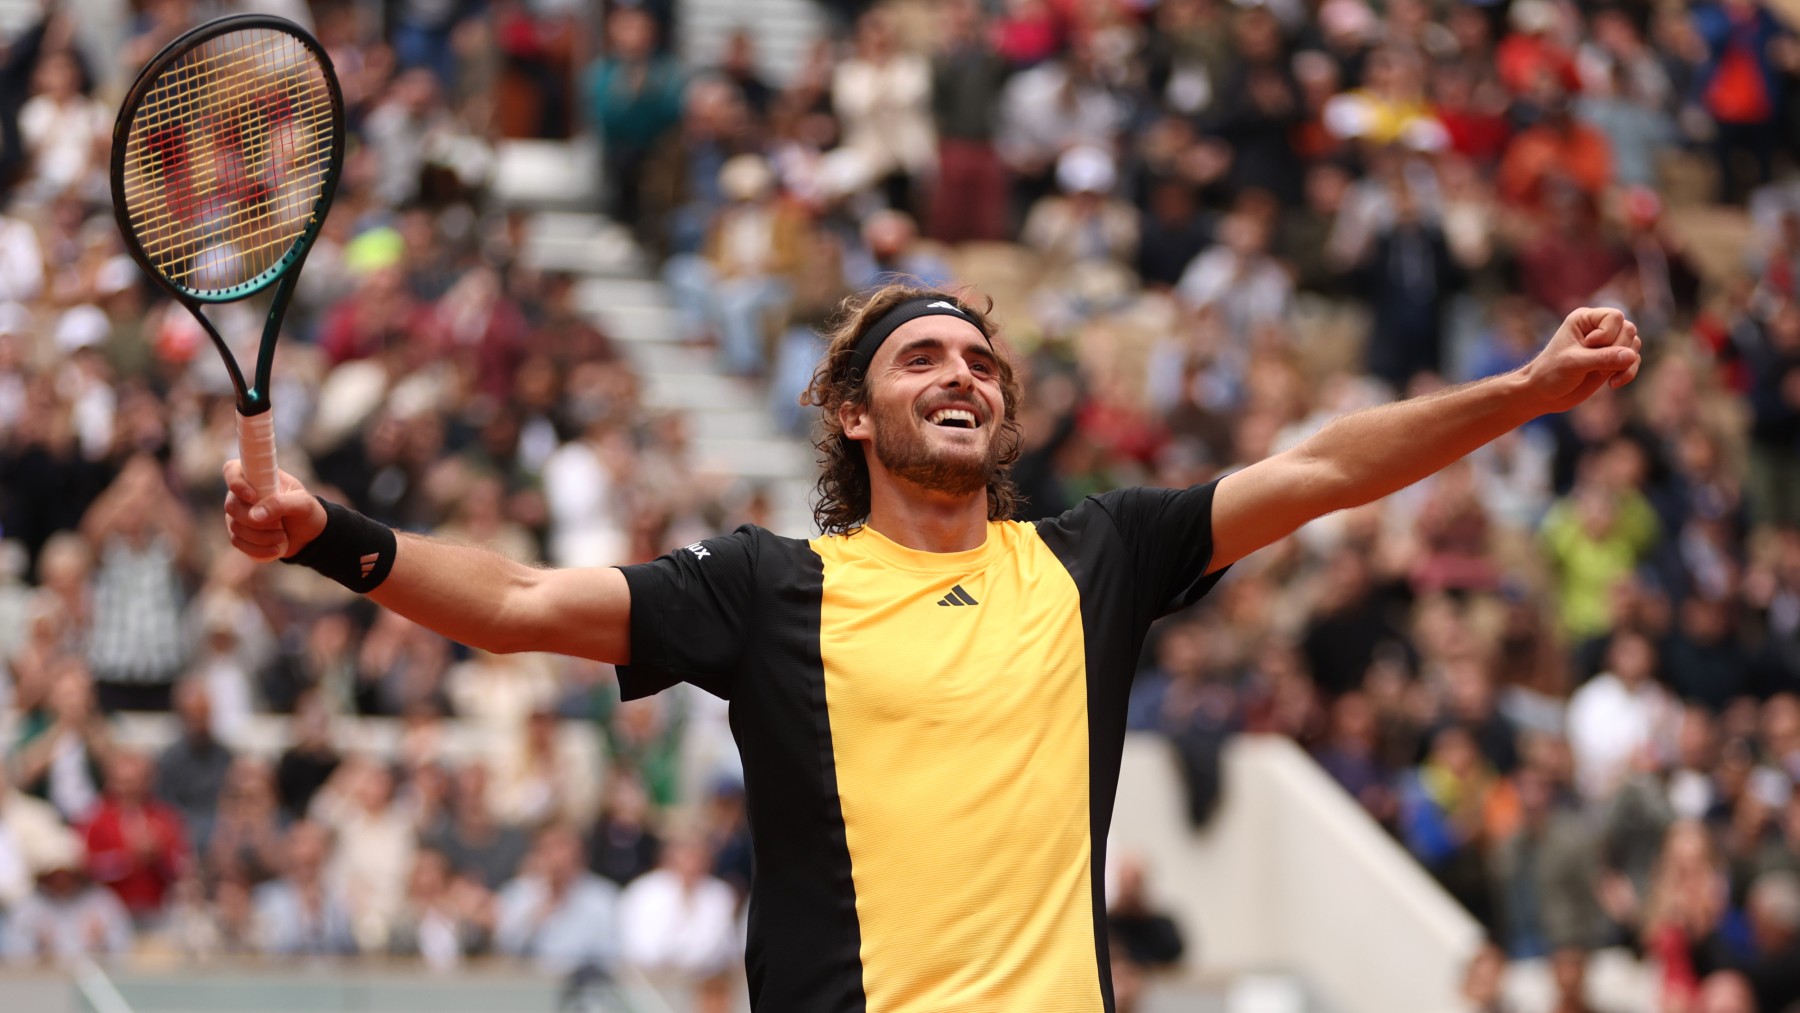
[615,482,1226,1013]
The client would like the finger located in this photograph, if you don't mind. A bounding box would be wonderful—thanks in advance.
[1574,344,1638,374]
[224,491,280,529]
[224,467,260,508]
[1611,354,1644,388]
[1570,307,1623,347]
[226,519,288,552]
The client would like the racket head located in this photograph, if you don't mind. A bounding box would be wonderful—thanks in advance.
[110,14,345,307]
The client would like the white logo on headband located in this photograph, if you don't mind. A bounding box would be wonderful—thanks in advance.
[925,301,965,315]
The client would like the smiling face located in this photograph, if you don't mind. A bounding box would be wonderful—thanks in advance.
[843,316,1008,499]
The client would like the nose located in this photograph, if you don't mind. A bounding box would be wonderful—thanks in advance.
[941,352,976,390]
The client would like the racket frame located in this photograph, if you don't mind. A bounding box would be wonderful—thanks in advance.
[109,12,346,420]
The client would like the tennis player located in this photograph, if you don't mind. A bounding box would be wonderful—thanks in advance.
[223,283,1641,1013]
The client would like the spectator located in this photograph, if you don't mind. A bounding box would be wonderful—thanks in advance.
[15,48,108,208]
[0,836,132,963]
[496,822,621,972]
[663,154,807,377]
[1105,853,1186,968]
[617,827,739,981]
[388,847,491,969]
[1355,178,1465,389]
[1697,970,1757,1013]
[424,762,531,890]
[82,750,189,925]
[154,679,234,851]
[996,37,1128,217]
[589,771,662,887]
[1548,946,1597,1013]
[275,696,342,823]
[1742,870,1800,1012]
[310,758,415,951]
[206,757,286,888]
[583,8,686,237]
[1642,821,1735,1007]
[1567,630,1681,803]
[11,659,112,825]
[1021,147,1141,282]
[493,709,600,829]
[929,0,1010,243]
[833,9,935,217]
[0,758,82,912]
[253,821,356,957]
[1489,765,1602,957]
[1691,0,1788,203]
[80,455,191,713]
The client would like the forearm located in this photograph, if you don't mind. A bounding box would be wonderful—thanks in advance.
[366,534,544,656]
[1300,370,1540,514]
[362,532,631,663]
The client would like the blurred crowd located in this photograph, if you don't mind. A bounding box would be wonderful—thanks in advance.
[1,0,1800,1008]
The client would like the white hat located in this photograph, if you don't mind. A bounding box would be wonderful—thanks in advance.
[0,301,30,337]
[719,154,775,203]
[1510,0,1556,34]
[54,304,111,352]
[96,255,140,297]
[1057,146,1117,195]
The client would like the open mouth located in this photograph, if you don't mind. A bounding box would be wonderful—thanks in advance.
[927,407,980,430]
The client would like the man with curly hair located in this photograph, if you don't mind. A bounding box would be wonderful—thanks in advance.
[223,282,1641,1013]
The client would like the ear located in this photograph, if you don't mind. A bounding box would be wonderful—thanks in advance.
[840,399,871,442]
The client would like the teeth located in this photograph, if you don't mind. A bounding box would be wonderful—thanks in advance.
[928,408,978,426]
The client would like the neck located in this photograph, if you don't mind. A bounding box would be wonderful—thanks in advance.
[863,477,990,553]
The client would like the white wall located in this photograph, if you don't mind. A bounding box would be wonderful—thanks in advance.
[1111,735,1485,1013]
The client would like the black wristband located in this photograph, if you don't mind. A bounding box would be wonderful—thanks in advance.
[280,498,397,594]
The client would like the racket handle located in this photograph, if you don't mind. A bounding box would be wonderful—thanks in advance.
[237,408,281,501]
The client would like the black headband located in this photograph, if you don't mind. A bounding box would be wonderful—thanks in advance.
[846,296,989,382]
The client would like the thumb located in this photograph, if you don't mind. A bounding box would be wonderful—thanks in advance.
[249,490,317,524]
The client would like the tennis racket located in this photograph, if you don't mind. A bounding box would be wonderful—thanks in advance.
[110,14,345,543]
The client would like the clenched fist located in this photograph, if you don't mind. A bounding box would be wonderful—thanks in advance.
[1520,307,1644,415]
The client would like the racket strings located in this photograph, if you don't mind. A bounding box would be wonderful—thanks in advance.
[120,27,335,294]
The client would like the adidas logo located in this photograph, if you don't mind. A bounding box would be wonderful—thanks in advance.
[360,552,380,579]
[936,584,979,607]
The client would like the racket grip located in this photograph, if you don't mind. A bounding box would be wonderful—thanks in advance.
[237,409,281,501]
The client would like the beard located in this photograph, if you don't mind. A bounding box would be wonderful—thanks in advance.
[869,393,1003,497]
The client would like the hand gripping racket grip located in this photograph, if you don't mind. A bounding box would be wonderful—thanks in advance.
[236,408,289,559]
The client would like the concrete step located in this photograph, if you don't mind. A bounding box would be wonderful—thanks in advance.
[522,214,646,277]
[678,0,826,84]
[590,302,682,345]
[623,340,720,377]
[693,437,814,480]
[492,139,600,211]
[686,406,778,442]
[575,276,673,314]
[642,371,764,414]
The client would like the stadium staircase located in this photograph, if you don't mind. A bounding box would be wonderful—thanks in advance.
[494,141,820,537]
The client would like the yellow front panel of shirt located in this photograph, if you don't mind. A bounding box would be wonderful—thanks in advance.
[813,521,1101,1013]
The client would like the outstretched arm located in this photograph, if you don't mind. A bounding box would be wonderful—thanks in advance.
[222,464,631,663]
[1208,306,1642,573]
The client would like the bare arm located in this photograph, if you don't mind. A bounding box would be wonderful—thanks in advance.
[1208,307,1643,572]
[222,463,631,663]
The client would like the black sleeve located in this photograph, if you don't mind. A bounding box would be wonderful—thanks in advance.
[614,527,761,701]
[1090,481,1228,619]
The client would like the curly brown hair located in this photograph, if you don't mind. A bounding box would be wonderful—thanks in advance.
[799,283,1025,535]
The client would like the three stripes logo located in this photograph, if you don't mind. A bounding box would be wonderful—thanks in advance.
[360,552,380,580]
[936,584,980,607]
